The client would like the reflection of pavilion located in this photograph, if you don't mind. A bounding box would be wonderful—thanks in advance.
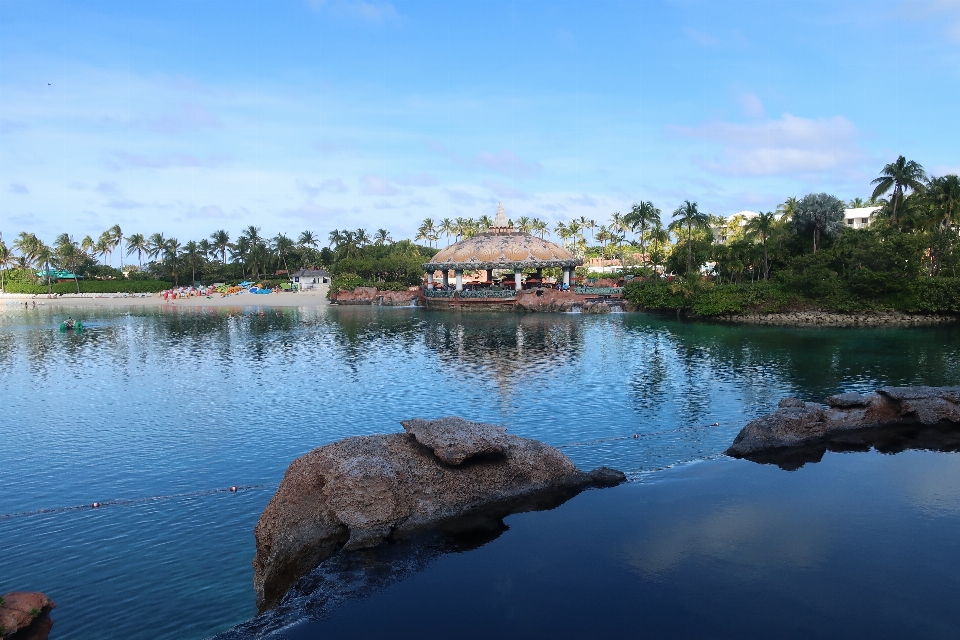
[424,314,583,392]
[423,204,582,294]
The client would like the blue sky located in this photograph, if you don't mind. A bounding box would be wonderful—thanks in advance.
[1,0,958,244]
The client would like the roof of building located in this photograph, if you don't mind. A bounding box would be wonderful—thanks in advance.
[423,204,581,271]
[844,206,882,218]
[290,269,330,277]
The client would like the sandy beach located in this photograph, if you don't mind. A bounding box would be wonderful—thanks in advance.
[0,289,331,310]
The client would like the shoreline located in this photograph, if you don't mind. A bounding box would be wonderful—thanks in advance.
[710,310,958,327]
[0,290,331,309]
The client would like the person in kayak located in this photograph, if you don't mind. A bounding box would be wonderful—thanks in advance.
[64,317,75,329]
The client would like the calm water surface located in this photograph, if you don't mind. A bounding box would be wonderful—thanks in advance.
[1,304,958,638]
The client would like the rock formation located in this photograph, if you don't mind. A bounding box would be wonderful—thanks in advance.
[331,287,419,306]
[0,592,55,640]
[252,417,625,611]
[726,386,960,458]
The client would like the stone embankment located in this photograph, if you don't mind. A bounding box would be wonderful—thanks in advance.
[715,311,957,326]
[0,592,55,639]
[330,287,419,306]
[514,289,578,312]
[252,417,625,610]
[726,386,960,457]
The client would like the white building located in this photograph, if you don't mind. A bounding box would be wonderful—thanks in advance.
[843,206,881,229]
[290,269,330,290]
[710,210,759,245]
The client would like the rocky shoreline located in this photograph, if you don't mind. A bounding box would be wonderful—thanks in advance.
[726,386,960,460]
[712,310,957,326]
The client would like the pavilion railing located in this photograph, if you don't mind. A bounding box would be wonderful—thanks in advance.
[575,286,622,295]
[424,289,456,298]
[458,289,517,299]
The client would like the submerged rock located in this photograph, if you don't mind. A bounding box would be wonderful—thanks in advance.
[0,592,55,640]
[252,417,625,611]
[726,386,960,457]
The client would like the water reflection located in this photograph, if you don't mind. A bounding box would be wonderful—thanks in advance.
[743,423,960,471]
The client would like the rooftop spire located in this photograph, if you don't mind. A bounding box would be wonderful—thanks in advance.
[494,202,509,228]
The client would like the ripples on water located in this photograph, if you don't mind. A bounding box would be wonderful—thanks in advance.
[1,305,958,638]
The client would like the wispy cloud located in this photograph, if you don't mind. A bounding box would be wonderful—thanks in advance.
[430,143,542,179]
[139,103,221,135]
[445,188,480,206]
[482,180,530,200]
[568,194,597,207]
[0,119,27,134]
[359,175,400,196]
[95,181,143,209]
[308,0,400,23]
[396,173,439,187]
[738,92,765,119]
[7,182,29,194]
[314,139,358,155]
[670,113,862,177]
[297,177,349,196]
[103,151,226,170]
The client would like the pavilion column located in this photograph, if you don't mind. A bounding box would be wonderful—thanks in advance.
[426,271,434,290]
[455,269,463,291]
[563,267,571,287]
[442,270,449,287]
[535,268,543,280]
[485,268,493,283]
[514,268,522,291]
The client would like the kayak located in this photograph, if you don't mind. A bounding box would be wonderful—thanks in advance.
[59,321,83,333]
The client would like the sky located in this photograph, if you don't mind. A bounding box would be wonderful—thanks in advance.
[1,0,958,244]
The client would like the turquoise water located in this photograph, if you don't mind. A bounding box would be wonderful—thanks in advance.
[1,305,958,638]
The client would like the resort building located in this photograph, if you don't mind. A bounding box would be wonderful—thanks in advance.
[844,206,881,229]
[290,268,330,290]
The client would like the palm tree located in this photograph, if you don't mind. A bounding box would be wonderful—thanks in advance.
[848,197,868,208]
[477,215,493,232]
[927,174,960,229]
[53,233,84,293]
[165,238,182,285]
[0,238,11,292]
[670,200,709,275]
[415,222,432,247]
[147,233,166,262]
[871,155,927,226]
[744,211,776,280]
[297,230,318,250]
[81,235,96,259]
[531,218,548,239]
[354,228,371,247]
[126,233,147,269]
[792,193,845,252]
[108,224,123,269]
[230,236,251,277]
[211,230,230,264]
[515,216,532,233]
[198,239,213,261]
[624,201,660,264]
[439,218,454,246]
[374,229,392,246]
[183,240,202,284]
[14,232,43,268]
[95,233,111,266]
[595,225,611,261]
[272,234,295,273]
[776,197,798,223]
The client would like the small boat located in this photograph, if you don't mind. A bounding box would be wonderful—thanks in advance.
[59,320,83,333]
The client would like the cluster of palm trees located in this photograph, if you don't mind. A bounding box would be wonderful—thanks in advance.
[415,216,551,247]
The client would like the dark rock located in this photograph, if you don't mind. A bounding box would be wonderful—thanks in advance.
[0,592,55,640]
[252,419,626,611]
[727,386,960,457]
[400,417,509,465]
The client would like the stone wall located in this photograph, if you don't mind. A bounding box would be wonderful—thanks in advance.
[331,287,419,306]
[514,289,579,312]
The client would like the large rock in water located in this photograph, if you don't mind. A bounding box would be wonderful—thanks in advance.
[726,386,960,457]
[253,417,625,611]
[0,592,55,639]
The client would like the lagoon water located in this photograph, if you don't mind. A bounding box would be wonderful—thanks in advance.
[1,305,959,638]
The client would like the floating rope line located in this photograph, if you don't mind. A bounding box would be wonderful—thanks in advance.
[2,423,747,521]
[0,484,277,520]
[555,422,738,449]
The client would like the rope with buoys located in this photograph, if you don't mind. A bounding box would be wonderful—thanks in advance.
[0,484,277,520]
[1,422,743,521]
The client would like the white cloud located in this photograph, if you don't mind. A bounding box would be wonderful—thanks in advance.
[104,151,226,170]
[671,113,862,177]
[482,180,530,200]
[7,182,29,194]
[396,173,439,187]
[473,150,542,179]
[445,188,480,206]
[359,175,400,196]
[568,194,597,207]
[737,92,765,119]
[297,177,349,196]
[308,0,400,23]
